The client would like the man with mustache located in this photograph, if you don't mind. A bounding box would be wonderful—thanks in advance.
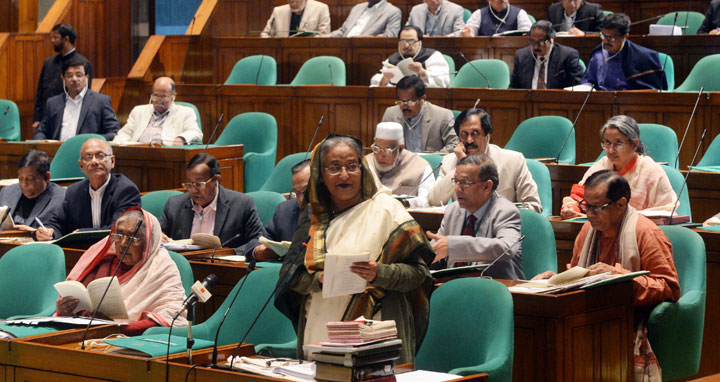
[380,76,458,153]
[406,0,465,36]
[365,122,435,207]
[33,24,93,129]
[510,20,584,89]
[547,0,605,36]
[461,0,532,36]
[326,0,401,37]
[261,0,331,37]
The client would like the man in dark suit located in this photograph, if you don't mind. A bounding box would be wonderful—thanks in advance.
[33,24,93,130]
[246,159,310,262]
[510,20,584,90]
[548,0,604,35]
[33,58,119,141]
[160,153,264,255]
[36,139,141,240]
[0,150,65,231]
[699,0,720,34]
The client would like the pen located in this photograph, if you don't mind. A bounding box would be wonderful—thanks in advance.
[35,217,47,229]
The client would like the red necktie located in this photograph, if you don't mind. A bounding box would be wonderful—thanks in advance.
[463,215,477,236]
[537,58,547,90]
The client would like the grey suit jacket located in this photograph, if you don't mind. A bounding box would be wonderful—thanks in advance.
[0,182,65,228]
[328,1,401,37]
[405,0,465,36]
[436,193,524,280]
[382,101,458,153]
[261,0,331,37]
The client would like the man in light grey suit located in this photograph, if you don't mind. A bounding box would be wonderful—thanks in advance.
[261,0,331,37]
[426,153,524,280]
[406,0,465,36]
[327,0,401,37]
[381,76,458,153]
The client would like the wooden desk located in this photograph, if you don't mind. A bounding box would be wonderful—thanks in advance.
[0,142,244,193]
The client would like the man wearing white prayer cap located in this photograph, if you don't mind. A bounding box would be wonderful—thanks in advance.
[365,122,436,207]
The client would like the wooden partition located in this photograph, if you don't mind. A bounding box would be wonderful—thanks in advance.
[0,0,38,33]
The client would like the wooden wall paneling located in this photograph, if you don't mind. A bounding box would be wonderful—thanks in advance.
[95,77,126,114]
[0,34,8,100]
[159,36,195,83]
[0,0,19,33]
[175,85,218,142]
[280,38,347,85]
[206,0,275,37]
[212,37,279,84]
[350,46,395,86]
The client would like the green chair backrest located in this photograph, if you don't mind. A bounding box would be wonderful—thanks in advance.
[649,226,706,380]
[290,56,346,86]
[0,99,20,141]
[167,250,194,296]
[450,59,510,89]
[49,134,106,179]
[463,8,472,23]
[660,165,691,220]
[416,278,513,381]
[527,14,536,24]
[675,54,720,92]
[175,101,202,132]
[657,11,705,34]
[697,133,720,167]
[214,112,278,192]
[442,54,456,82]
[590,123,679,168]
[519,209,557,278]
[246,191,287,226]
[505,116,575,164]
[524,159,552,216]
[657,53,674,90]
[224,55,278,85]
[602,10,613,16]
[259,152,311,193]
[0,243,66,318]
[419,153,444,178]
[452,110,461,119]
[578,58,586,73]
[141,190,183,220]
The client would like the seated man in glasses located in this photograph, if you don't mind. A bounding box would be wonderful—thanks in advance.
[581,13,667,91]
[426,153,524,279]
[428,108,542,214]
[380,76,458,154]
[246,159,310,262]
[159,153,264,255]
[36,138,141,240]
[365,122,435,207]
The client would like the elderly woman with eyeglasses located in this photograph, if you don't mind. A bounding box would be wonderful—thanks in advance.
[56,208,187,335]
[561,115,677,220]
[275,135,435,363]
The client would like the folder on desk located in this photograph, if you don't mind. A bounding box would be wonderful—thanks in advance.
[105,334,214,357]
[25,229,109,246]
[0,323,59,339]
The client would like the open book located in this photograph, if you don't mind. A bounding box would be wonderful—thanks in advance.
[509,266,649,294]
[380,58,416,84]
[54,277,128,319]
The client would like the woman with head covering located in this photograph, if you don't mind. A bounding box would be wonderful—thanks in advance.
[275,135,434,363]
[561,115,677,219]
[56,208,187,335]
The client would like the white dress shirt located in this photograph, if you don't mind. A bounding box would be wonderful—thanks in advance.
[88,175,111,228]
[60,86,88,142]
[562,11,576,31]
[408,164,436,208]
[347,0,386,37]
[462,8,532,36]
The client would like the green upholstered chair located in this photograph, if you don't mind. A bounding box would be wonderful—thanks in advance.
[674,54,720,92]
[452,110,461,119]
[141,190,183,220]
[167,250,194,297]
[175,101,202,133]
[259,152,311,193]
[657,53,674,91]
[587,123,679,168]
[660,165,691,220]
[657,11,705,34]
[214,112,277,192]
[144,265,296,355]
[289,56,346,86]
[443,54,456,82]
[527,14,536,24]
[525,159,552,216]
[0,243,65,319]
[602,10,613,16]
[519,209,557,278]
[505,116,575,164]
[224,55,278,85]
[419,153,444,178]
[649,226,706,380]
[246,191,287,226]
[49,133,106,179]
[450,59,510,89]
[696,133,720,167]
[0,99,20,141]
[578,58,586,73]
[415,278,513,381]
[463,8,472,23]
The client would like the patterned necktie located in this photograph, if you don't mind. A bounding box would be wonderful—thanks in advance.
[537,58,547,90]
[463,214,477,236]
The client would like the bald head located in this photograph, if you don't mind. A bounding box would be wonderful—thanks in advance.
[79,138,115,189]
[151,76,176,114]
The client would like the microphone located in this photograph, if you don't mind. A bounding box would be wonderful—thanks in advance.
[551,16,596,29]
[556,86,594,164]
[329,64,334,86]
[629,15,664,26]
[669,129,706,224]
[203,113,225,154]
[80,219,143,350]
[480,235,525,278]
[303,115,324,161]
[473,98,481,109]
[459,52,492,88]
[675,87,704,168]
[182,274,218,361]
[403,161,444,198]
[210,233,242,263]
[255,28,271,85]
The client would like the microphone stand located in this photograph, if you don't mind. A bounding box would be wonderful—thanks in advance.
[555,86,593,163]
[203,113,225,154]
[675,87,704,168]
[459,52,492,88]
[480,235,525,278]
[210,233,241,263]
[669,129,706,224]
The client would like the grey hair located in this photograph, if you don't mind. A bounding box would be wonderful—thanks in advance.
[114,210,145,239]
[457,153,499,191]
[600,115,646,154]
[318,136,362,167]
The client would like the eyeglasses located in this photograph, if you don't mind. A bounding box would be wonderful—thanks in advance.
[81,153,113,162]
[600,140,627,151]
[324,163,361,176]
[395,99,422,107]
[452,178,482,189]
[578,199,615,214]
[529,39,550,47]
[459,129,486,140]
[150,94,172,102]
[398,39,419,46]
[290,188,307,199]
[110,233,143,244]
[64,72,87,79]
[181,177,215,190]
[600,33,623,42]
[371,143,400,155]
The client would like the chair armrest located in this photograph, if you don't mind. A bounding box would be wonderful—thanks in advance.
[449,355,510,377]
[648,290,704,327]
[255,339,298,358]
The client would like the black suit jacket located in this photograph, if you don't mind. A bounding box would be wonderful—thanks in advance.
[548,1,605,33]
[510,43,585,89]
[46,174,141,238]
[33,50,93,123]
[34,89,120,141]
[159,186,265,255]
[0,182,65,228]
[699,0,720,33]
[245,198,301,260]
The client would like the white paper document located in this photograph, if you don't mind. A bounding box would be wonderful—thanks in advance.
[396,370,464,382]
[322,252,370,298]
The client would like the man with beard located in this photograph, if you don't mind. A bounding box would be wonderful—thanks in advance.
[380,76,458,153]
[365,122,435,207]
[33,24,93,129]
[261,0,331,37]
[371,26,450,87]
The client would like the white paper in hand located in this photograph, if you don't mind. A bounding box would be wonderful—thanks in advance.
[322,252,370,299]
